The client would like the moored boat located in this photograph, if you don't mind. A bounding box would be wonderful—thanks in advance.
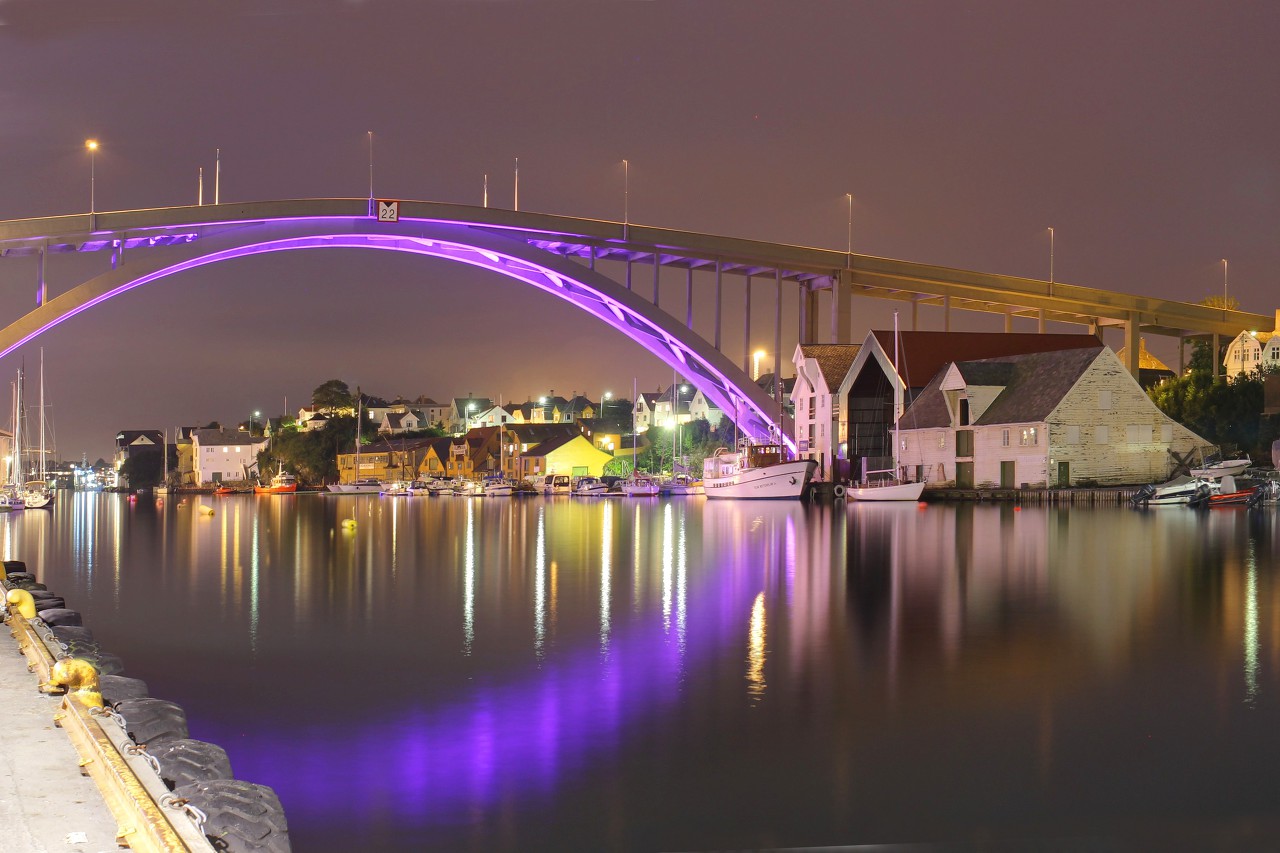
[573,476,611,496]
[621,474,661,496]
[254,464,298,494]
[663,473,704,496]
[1130,475,1218,507]
[481,476,516,497]
[1193,474,1262,508]
[702,442,816,500]
[1190,454,1251,479]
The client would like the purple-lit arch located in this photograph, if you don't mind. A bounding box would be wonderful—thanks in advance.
[1,218,785,443]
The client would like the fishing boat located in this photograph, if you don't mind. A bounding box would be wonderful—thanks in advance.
[703,442,817,500]
[254,463,298,494]
[849,312,925,503]
[620,474,661,496]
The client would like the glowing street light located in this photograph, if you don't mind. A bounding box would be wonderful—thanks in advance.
[753,349,766,381]
[85,139,99,214]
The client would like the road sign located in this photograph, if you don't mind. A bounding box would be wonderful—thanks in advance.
[376,200,400,222]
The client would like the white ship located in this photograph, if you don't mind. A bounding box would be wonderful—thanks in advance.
[703,443,816,500]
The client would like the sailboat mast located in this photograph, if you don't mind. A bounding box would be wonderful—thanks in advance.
[892,311,900,479]
[38,349,46,480]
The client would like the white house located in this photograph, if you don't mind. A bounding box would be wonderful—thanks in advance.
[634,392,660,433]
[896,346,1212,488]
[651,384,696,429]
[790,344,861,480]
[471,405,516,428]
[191,428,268,484]
[1224,330,1280,378]
[688,389,724,427]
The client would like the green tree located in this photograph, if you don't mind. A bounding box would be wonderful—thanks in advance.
[312,379,354,412]
[1149,368,1280,457]
[120,451,164,489]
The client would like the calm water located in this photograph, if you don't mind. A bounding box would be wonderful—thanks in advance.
[9,493,1280,850]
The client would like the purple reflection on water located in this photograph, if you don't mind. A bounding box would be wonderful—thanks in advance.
[211,510,772,827]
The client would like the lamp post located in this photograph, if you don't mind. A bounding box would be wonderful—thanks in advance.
[467,401,477,432]
[601,390,611,419]
[846,192,853,263]
[251,410,261,436]
[753,349,766,382]
[1222,258,1229,306]
[1047,226,1055,286]
[622,159,629,226]
[85,139,99,214]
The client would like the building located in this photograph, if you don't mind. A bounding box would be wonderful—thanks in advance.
[897,346,1212,488]
[336,436,440,483]
[191,429,268,485]
[652,383,696,428]
[1114,338,1176,388]
[687,390,724,427]
[511,432,615,481]
[1224,326,1280,378]
[835,331,1103,483]
[790,344,861,480]
[449,396,495,433]
[634,392,661,432]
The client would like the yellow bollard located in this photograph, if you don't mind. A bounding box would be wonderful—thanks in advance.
[5,588,36,619]
[44,658,103,709]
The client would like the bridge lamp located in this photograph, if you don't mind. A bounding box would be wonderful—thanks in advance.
[753,349,766,381]
[85,139,99,214]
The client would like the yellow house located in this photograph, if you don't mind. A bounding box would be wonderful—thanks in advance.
[516,433,615,481]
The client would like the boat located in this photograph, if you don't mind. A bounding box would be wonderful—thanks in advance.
[848,312,925,503]
[451,478,479,496]
[702,442,817,500]
[481,476,516,497]
[573,476,611,496]
[214,485,241,496]
[18,354,54,510]
[532,474,572,495]
[663,473,704,496]
[1193,474,1263,508]
[1190,453,1251,479]
[620,474,661,496]
[343,478,383,494]
[254,463,298,494]
[379,481,412,496]
[1130,475,1218,507]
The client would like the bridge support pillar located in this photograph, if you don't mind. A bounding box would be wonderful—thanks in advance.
[652,254,660,306]
[1123,313,1140,379]
[774,269,783,407]
[743,274,753,375]
[714,261,723,350]
[1003,310,1013,333]
[831,271,852,344]
[1037,308,1046,333]
[1178,334,1185,375]
[800,286,818,345]
[911,296,919,331]
[36,248,45,307]
[943,294,951,332]
[685,268,693,329]
[1212,333,1221,379]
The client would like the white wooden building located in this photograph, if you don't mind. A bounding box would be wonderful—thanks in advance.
[790,343,861,480]
[191,429,269,485]
[896,346,1211,488]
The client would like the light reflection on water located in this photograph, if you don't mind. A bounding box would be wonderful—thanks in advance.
[11,494,1280,850]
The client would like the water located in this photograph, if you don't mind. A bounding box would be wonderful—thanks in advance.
[9,493,1280,850]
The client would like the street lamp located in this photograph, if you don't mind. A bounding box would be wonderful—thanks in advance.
[1223,258,1229,305]
[85,139,99,214]
[622,159,630,226]
[467,401,477,432]
[251,410,261,435]
[753,349,766,381]
[601,390,611,419]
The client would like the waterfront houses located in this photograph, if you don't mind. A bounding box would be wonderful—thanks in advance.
[896,345,1212,488]
[191,428,268,485]
[512,432,615,481]
[790,344,861,480]
[336,436,441,484]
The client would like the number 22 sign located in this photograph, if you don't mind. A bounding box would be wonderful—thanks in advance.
[376,200,399,222]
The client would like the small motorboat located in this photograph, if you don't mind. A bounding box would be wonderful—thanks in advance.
[481,476,515,497]
[1130,475,1218,507]
[1191,475,1263,508]
[620,474,661,497]
[1190,453,1251,479]
[663,474,704,496]
[573,476,610,496]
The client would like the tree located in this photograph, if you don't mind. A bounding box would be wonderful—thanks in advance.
[312,379,354,413]
[120,451,164,490]
[1149,367,1280,457]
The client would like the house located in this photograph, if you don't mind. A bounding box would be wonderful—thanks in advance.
[512,432,615,482]
[790,344,862,480]
[471,405,516,428]
[652,383,696,428]
[555,395,597,422]
[114,430,164,473]
[417,437,455,479]
[378,410,429,435]
[634,392,661,432]
[336,436,440,483]
[896,346,1212,488]
[688,390,724,427]
[1224,326,1280,378]
[505,424,581,477]
[435,426,501,479]
[449,396,495,433]
[191,429,268,485]
[835,330,1104,483]
[413,397,451,429]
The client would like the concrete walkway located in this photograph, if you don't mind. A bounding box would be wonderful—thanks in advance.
[0,623,120,853]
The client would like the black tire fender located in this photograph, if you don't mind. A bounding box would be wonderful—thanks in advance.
[114,698,189,746]
[172,779,290,853]
[151,738,234,791]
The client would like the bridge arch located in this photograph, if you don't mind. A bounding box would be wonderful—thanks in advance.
[1,218,785,443]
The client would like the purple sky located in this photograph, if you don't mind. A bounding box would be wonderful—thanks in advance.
[2,1,1277,460]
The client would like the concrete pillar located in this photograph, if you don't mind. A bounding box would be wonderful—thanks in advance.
[800,286,818,345]
[774,269,783,406]
[831,270,852,344]
[36,248,45,307]
[685,267,693,329]
[1124,313,1140,379]
[625,260,632,292]
[1037,307,1046,333]
[911,297,919,331]
[943,294,951,332]
[588,246,596,271]
[652,253,660,306]
[1004,310,1013,333]
[1212,332,1221,379]
[714,261,723,350]
[743,274,753,374]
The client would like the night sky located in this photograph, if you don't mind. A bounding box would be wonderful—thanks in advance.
[2,1,1277,460]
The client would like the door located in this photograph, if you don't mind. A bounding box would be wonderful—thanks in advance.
[1000,461,1015,489]
[1057,461,1070,487]
[956,461,974,489]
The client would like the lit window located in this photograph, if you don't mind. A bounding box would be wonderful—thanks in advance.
[1020,427,1038,446]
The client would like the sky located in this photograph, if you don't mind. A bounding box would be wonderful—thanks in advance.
[2,0,1278,460]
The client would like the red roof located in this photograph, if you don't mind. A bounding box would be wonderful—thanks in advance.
[869,331,1101,389]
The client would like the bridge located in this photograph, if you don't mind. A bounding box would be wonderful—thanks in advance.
[0,199,1269,444]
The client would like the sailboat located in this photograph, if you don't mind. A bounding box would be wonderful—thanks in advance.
[20,353,53,510]
[328,390,381,493]
[0,373,25,511]
[848,313,925,502]
[155,428,171,495]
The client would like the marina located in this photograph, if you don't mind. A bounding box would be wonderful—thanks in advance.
[4,491,1280,850]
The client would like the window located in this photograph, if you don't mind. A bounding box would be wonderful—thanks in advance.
[1126,424,1152,444]
[1002,429,1010,447]
[1065,425,1080,445]
[1161,424,1173,443]
[1019,427,1038,446]
[1099,389,1112,410]
[1096,425,1110,444]
[937,432,947,449]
